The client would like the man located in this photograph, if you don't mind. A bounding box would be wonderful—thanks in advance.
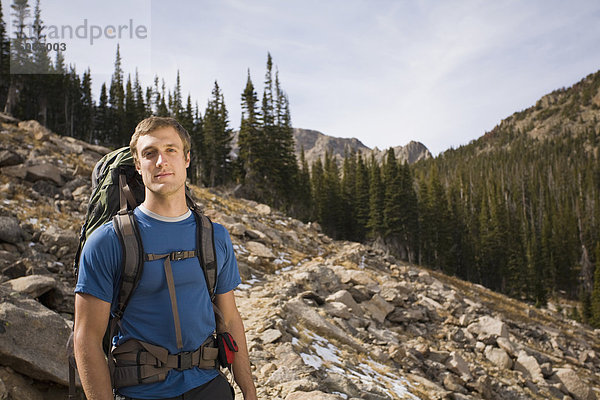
[74,116,257,400]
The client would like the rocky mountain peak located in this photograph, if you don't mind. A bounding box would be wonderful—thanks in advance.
[293,128,432,167]
[0,114,598,399]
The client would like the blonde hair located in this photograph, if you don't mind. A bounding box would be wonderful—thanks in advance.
[130,116,191,165]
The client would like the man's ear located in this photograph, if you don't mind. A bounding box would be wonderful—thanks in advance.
[185,151,190,168]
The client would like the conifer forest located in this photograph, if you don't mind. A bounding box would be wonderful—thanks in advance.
[1,0,600,327]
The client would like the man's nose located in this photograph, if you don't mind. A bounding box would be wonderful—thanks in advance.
[156,152,168,166]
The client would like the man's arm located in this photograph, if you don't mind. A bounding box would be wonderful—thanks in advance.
[73,292,113,400]
[215,290,257,400]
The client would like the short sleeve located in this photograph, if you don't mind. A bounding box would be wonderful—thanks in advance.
[213,223,242,294]
[75,222,122,304]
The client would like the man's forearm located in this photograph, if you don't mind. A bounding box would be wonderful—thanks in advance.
[230,317,257,400]
[74,339,113,400]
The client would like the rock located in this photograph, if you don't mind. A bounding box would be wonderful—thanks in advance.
[246,229,267,240]
[361,294,395,324]
[18,120,50,141]
[39,225,78,250]
[261,328,283,344]
[496,337,517,357]
[484,346,513,370]
[445,351,472,381]
[443,373,467,393]
[285,391,344,400]
[554,368,596,400]
[246,241,276,259]
[284,298,363,351]
[0,367,44,400]
[1,275,58,298]
[0,288,72,385]
[514,350,545,383]
[324,302,352,319]
[0,150,23,167]
[255,204,271,215]
[326,290,362,313]
[3,163,65,186]
[467,316,509,344]
[229,223,246,236]
[0,216,24,244]
[265,366,299,385]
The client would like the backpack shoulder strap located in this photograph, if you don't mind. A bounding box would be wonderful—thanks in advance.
[192,209,217,301]
[112,173,145,320]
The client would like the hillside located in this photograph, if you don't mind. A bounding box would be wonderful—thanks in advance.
[406,70,600,312]
[0,117,599,399]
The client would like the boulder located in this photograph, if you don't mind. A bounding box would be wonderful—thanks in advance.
[361,294,394,324]
[228,223,247,236]
[284,298,363,351]
[0,150,24,167]
[496,337,518,357]
[1,275,58,298]
[484,346,513,370]
[326,290,361,313]
[246,241,276,259]
[285,391,344,400]
[0,216,24,244]
[445,352,472,381]
[467,315,509,343]
[323,302,352,320]
[554,368,596,400]
[18,120,51,140]
[261,328,283,344]
[255,204,271,215]
[39,225,78,250]
[514,350,544,383]
[2,163,64,186]
[0,288,72,385]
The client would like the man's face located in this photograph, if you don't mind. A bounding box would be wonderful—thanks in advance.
[135,127,190,199]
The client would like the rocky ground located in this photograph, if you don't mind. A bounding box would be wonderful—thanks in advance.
[0,115,599,399]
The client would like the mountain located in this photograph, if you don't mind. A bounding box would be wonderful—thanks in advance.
[1,115,599,399]
[293,128,432,166]
[231,128,432,167]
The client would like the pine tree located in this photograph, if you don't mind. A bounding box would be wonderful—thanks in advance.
[354,153,370,242]
[188,102,204,184]
[239,70,262,189]
[367,155,384,238]
[591,242,600,328]
[0,0,10,109]
[172,70,183,120]
[310,157,325,223]
[109,45,125,145]
[341,149,358,240]
[295,146,312,222]
[4,0,31,115]
[124,74,138,140]
[202,81,233,186]
[94,83,110,144]
[79,68,94,142]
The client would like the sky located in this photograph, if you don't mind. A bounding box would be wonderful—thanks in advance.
[4,0,600,155]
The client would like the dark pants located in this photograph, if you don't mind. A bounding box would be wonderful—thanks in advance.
[115,374,234,400]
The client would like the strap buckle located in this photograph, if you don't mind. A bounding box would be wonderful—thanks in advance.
[177,351,193,371]
[171,251,186,261]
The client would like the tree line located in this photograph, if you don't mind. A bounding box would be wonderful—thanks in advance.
[2,0,599,327]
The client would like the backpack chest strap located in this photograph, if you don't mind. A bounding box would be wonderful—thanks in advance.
[145,251,198,350]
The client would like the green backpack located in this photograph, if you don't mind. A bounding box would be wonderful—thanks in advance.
[68,147,219,397]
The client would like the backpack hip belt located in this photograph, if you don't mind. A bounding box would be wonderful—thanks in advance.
[110,336,219,389]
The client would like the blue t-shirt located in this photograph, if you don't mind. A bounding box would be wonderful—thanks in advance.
[75,206,241,399]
